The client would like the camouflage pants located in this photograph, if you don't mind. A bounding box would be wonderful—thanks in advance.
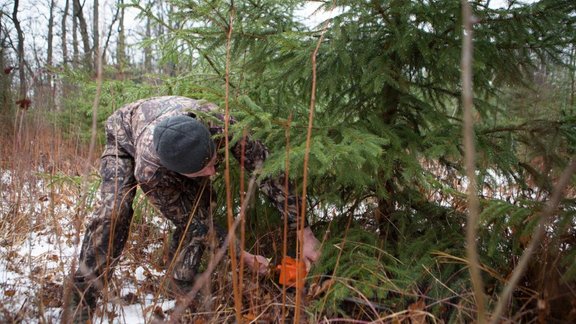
[73,120,224,304]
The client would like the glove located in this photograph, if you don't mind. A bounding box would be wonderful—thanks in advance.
[242,251,270,274]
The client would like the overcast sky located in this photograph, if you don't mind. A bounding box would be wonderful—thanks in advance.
[3,0,521,69]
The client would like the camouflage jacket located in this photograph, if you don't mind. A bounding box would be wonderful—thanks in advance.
[102,96,303,228]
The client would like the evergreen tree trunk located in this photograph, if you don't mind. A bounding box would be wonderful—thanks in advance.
[376,180,398,242]
[377,64,402,241]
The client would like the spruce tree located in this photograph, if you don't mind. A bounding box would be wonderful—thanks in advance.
[132,0,576,320]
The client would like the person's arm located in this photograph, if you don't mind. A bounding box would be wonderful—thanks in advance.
[299,226,321,270]
[232,136,322,271]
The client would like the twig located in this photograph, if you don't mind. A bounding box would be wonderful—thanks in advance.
[281,114,292,324]
[223,5,242,323]
[490,158,576,323]
[460,1,486,322]
[296,20,329,324]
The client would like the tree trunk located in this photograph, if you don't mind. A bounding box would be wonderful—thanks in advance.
[164,2,176,77]
[12,0,27,102]
[47,0,56,109]
[12,0,28,143]
[375,180,398,242]
[47,0,54,69]
[74,0,92,72]
[72,0,79,68]
[144,3,152,73]
[93,0,99,71]
[117,0,127,77]
[61,0,69,67]
[0,11,13,112]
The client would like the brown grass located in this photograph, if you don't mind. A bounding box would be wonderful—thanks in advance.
[0,113,325,323]
[3,106,574,323]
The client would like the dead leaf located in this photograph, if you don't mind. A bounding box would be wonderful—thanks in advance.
[309,278,334,298]
[4,289,16,297]
[407,299,426,324]
[243,313,257,322]
[151,306,166,320]
[39,282,63,307]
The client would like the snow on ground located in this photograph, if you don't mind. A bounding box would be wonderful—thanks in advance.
[0,169,177,323]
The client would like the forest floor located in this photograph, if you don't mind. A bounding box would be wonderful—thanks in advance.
[0,167,173,323]
[0,165,319,323]
[3,115,574,323]
[0,121,330,323]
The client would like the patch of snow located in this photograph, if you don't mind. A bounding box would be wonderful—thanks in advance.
[0,169,177,323]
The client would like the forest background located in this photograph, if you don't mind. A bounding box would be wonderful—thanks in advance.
[1,0,576,323]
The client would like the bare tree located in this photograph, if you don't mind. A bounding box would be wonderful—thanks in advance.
[61,0,69,67]
[0,11,13,111]
[101,3,120,65]
[73,0,92,71]
[46,0,56,109]
[93,0,99,70]
[11,0,29,143]
[117,0,127,75]
[47,0,55,69]
[72,0,79,67]
[144,2,152,72]
[164,1,175,77]
[12,0,27,104]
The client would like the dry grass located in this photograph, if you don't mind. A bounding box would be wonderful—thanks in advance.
[3,111,574,323]
[0,114,328,323]
[1,113,90,322]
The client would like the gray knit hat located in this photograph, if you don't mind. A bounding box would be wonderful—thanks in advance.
[153,115,216,174]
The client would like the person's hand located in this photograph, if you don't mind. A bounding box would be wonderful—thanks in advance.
[242,251,270,274]
[299,226,322,271]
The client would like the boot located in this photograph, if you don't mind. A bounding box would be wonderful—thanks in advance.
[66,288,97,323]
[165,278,195,299]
